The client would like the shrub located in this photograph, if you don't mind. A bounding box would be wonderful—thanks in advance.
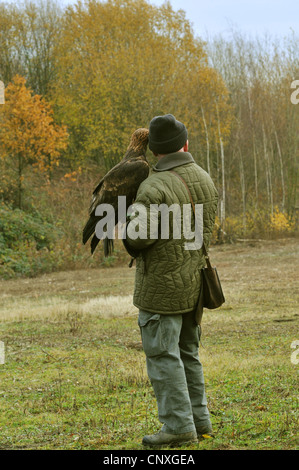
[269,206,295,233]
[0,204,63,278]
[216,206,297,243]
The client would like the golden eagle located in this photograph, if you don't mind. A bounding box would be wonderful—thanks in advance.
[83,128,149,256]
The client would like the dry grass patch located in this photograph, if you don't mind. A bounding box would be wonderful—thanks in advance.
[0,294,138,322]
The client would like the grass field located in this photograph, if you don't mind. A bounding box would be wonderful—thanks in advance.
[0,238,298,450]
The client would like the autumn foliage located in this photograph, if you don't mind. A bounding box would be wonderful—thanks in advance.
[0,0,298,277]
[51,0,231,171]
[0,75,68,209]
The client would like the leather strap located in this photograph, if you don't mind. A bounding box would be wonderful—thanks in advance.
[169,170,212,268]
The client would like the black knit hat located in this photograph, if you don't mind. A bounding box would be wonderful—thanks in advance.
[149,114,188,154]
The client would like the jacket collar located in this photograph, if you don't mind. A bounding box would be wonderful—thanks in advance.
[153,152,194,172]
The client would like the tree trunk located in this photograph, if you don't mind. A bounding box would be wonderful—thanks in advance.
[239,148,246,233]
[201,106,210,174]
[274,128,285,211]
[216,102,225,225]
[17,152,23,210]
[247,88,259,204]
[253,140,258,205]
[262,125,273,215]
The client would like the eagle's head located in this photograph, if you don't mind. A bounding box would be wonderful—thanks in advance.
[128,128,149,155]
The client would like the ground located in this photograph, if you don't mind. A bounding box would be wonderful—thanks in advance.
[0,238,298,450]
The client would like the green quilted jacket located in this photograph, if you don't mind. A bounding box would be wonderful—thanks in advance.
[124,151,218,314]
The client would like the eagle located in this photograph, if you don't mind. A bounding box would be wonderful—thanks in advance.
[83,128,150,256]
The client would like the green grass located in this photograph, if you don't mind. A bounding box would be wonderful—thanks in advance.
[0,238,298,450]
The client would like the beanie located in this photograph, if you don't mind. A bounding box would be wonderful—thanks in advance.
[149,114,188,154]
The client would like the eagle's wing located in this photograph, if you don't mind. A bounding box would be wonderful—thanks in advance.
[89,156,149,213]
[82,157,149,252]
[89,157,126,211]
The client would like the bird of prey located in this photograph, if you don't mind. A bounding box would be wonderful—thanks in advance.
[83,128,150,256]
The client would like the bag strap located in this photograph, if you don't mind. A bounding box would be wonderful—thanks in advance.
[169,169,212,269]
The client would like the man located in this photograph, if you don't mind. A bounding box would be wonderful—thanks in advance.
[124,114,218,447]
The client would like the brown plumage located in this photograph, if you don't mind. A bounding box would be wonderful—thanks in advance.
[83,128,150,256]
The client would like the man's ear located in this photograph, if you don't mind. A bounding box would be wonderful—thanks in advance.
[183,140,189,152]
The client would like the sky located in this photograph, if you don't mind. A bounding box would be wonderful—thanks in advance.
[5,0,299,39]
[148,0,298,39]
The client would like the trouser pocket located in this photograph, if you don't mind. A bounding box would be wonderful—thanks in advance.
[198,324,202,341]
[138,311,167,357]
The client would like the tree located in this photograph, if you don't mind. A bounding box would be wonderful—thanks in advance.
[0,75,68,209]
[0,0,62,96]
[52,0,231,171]
[206,29,299,222]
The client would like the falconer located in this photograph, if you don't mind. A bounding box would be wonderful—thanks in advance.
[124,114,218,447]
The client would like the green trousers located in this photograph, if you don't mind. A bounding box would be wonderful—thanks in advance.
[138,309,211,434]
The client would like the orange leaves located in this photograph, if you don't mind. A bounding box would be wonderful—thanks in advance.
[0,75,68,171]
[62,168,82,183]
[0,74,68,208]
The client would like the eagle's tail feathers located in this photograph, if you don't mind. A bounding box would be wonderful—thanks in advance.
[90,234,100,254]
[83,217,96,245]
[103,238,114,257]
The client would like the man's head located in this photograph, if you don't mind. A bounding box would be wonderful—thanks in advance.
[149,114,188,157]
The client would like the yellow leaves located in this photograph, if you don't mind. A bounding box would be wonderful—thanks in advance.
[52,0,230,170]
[213,206,296,242]
[270,207,294,233]
[1,1,231,178]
